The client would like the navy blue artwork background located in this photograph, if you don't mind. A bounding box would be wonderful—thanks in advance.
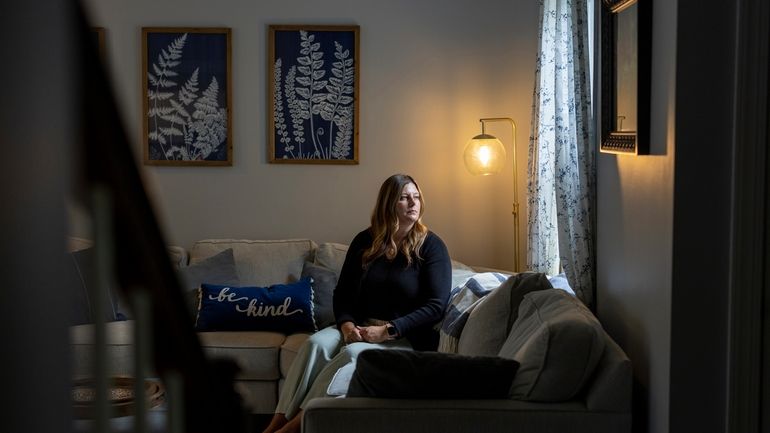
[146,32,228,161]
[273,29,356,161]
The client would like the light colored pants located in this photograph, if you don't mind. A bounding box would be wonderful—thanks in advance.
[275,326,412,418]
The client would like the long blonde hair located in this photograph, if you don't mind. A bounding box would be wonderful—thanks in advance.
[362,174,428,267]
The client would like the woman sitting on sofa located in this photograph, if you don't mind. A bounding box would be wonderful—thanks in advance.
[262,173,452,433]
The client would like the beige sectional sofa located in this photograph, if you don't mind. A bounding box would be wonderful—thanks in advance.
[70,238,348,414]
[69,237,632,433]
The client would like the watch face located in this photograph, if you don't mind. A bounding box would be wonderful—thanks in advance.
[387,325,397,336]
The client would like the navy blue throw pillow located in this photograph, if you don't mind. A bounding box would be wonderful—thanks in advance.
[196,278,317,333]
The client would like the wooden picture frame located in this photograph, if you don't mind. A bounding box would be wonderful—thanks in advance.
[142,27,232,166]
[600,0,651,155]
[268,25,360,164]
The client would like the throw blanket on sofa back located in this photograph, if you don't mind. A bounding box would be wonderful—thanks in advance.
[438,272,554,354]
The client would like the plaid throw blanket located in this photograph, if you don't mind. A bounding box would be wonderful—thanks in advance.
[437,272,508,353]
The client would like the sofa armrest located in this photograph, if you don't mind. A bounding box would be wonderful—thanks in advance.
[303,397,631,433]
[167,245,189,269]
[585,331,633,412]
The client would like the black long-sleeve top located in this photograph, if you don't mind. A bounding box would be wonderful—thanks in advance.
[333,229,452,351]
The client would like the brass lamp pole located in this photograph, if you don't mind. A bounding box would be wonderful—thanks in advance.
[463,117,520,272]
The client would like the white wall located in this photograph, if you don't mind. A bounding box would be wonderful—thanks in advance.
[596,0,676,432]
[80,0,539,270]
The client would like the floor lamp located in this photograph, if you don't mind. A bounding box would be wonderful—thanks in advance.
[463,117,520,272]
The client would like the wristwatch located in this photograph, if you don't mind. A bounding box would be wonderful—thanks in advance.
[386,323,398,338]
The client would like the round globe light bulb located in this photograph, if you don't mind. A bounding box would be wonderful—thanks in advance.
[463,133,506,175]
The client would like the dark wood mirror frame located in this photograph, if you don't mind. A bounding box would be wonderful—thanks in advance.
[600,0,652,155]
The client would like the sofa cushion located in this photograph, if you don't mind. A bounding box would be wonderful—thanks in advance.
[190,239,316,287]
[196,279,317,333]
[458,273,552,356]
[236,380,278,414]
[301,261,337,328]
[178,248,240,316]
[280,333,312,377]
[499,289,605,402]
[70,320,137,378]
[313,242,348,275]
[197,331,286,380]
[347,349,519,399]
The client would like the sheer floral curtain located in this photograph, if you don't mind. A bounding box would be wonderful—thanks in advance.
[527,0,595,305]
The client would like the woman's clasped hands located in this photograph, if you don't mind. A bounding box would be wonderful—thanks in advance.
[339,321,390,344]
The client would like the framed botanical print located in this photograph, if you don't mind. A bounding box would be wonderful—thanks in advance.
[268,25,359,164]
[142,27,232,166]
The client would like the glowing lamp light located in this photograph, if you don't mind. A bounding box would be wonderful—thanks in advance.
[463,133,506,175]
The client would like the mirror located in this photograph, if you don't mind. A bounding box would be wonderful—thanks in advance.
[600,0,651,155]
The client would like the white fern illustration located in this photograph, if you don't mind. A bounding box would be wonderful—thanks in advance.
[176,67,199,156]
[148,33,187,158]
[147,33,227,161]
[294,30,328,158]
[324,41,354,159]
[185,77,227,160]
[331,113,352,159]
[178,67,199,106]
[285,65,306,158]
[273,59,293,157]
[274,31,355,160]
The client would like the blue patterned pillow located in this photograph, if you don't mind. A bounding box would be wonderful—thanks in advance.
[196,278,317,333]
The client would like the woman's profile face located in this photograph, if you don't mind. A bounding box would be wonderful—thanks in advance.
[395,182,421,228]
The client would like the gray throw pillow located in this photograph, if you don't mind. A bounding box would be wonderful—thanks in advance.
[177,248,240,316]
[301,261,337,328]
[499,289,606,402]
[458,273,552,356]
[314,242,348,275]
